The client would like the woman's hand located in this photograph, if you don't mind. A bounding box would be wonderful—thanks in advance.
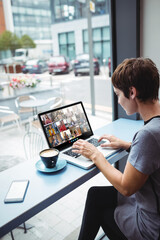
[72,139,102,162]
[98,134,131,150]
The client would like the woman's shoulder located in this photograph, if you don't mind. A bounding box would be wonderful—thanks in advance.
[135,118,160,139]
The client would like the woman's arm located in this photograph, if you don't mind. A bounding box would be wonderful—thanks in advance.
[72,140,148,196]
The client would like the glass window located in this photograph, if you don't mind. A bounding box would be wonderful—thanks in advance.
[26,8,34,14]
[41,10,48,16]
[68,6,75,20]
[102,41,110,60]
[55,0,60,4]
[68,44,75,59]
[59,32,75,60]
[61,0,68,4]
[20,7,26,14]
[94,42,102,59]
[20,16,25,22]
[84,43,89,54]
[93,28,101,41]
[8,0,112,126]
[47,11,51,17]
[93,0,109,15]
[59,45,67,56]
[35,9,41,16]
[36,17,40,23]
[52,0,106,23]
[55,5,61,19]
[83,27,110,64]
[59,33,67,45]
[12,6,19,13]
[67,32,74,44]
[83,30,88,43]
[14,16,19,23]
[1,0,113,181]
[102,27,110,40]
[34,0,38,5]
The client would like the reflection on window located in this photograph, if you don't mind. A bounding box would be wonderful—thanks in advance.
[59,33,67,45]
[59,32,75,60]
[52,0,85,23]
[93,28,101,41]
[83,27,110,64]
[93,0,109,15]
[51,0,109,23]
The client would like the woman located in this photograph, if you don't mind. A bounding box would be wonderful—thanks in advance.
[52,135,59,147]
[72,58,160,240]
[45,114,52,125]
[48,124,55,136]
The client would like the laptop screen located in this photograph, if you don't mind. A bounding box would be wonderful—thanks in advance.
[38,101,93,151]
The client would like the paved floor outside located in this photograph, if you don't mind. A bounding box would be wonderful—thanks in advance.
[0,113,111,240]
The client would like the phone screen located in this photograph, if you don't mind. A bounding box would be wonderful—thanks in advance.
[4,180,29,203]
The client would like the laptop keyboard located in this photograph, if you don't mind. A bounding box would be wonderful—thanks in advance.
[87,138,105,147]
[64,138,105,158]
[64,149,81,158]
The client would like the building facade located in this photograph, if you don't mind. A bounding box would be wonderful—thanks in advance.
[2,0,53,57]
[1,0,110,63]
[50,0,110,64]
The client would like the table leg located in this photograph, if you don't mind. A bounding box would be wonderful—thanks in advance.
[17,222,33,233]
[10,231,14,240]
[32,107,38,120]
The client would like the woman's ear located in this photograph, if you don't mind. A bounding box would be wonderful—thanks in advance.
[130,87,137,99]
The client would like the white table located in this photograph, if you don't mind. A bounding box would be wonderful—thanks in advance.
[19,99,49,115]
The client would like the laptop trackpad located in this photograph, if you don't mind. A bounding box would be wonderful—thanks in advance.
[77,155,91,162]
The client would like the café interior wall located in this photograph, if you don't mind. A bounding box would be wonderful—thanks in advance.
[140,0,160,72]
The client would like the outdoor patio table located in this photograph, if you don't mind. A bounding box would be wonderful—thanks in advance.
[19,98,49,115]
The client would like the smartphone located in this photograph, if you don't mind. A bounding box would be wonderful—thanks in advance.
[4,180,29,203]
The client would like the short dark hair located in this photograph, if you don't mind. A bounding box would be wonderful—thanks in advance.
[112,58,160,102]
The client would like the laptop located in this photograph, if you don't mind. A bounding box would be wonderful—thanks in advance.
[38,101,119,169]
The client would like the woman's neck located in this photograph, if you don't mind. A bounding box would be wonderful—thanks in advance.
[138,100,160,121]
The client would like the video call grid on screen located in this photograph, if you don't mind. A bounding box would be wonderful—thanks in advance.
[38,102,93,150]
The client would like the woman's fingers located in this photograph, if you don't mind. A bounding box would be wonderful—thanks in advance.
[72,139,85,152]
[100,142,112,148]
[72,139,97,159]
[98,134,111,142]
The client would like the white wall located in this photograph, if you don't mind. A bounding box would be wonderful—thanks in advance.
[35,40,53,58]
[140,0,160,70]
[51,15,109,56]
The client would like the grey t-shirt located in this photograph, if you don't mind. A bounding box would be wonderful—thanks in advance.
[114,117,160,240]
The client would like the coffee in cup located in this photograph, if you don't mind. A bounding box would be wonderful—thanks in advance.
[40,148,59,168]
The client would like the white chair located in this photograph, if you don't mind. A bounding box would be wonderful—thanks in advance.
[0,106,20,128]
[48,96,63,109]
[23,131,45,161]
[15,95,36,116]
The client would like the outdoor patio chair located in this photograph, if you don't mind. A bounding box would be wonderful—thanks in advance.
[15,95,36,116]
[23,131,45,161]
[0,106,20,129]
[49,96,63,109]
